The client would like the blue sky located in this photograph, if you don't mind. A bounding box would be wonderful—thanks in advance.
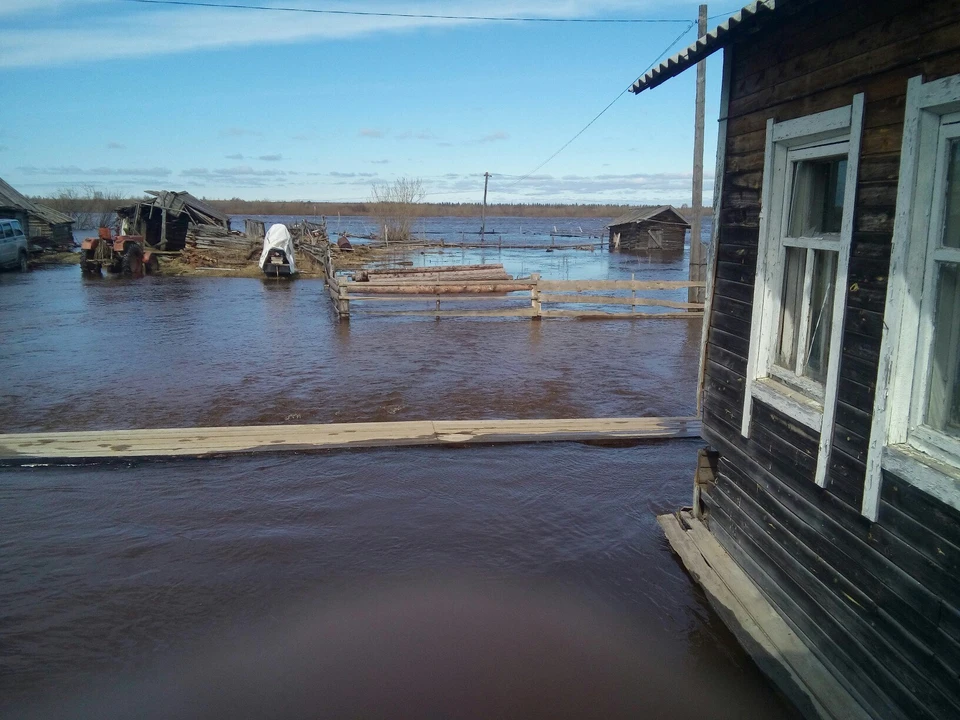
[0,1,732,204]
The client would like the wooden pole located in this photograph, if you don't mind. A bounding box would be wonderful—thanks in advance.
[160,208,168,250]
[530,272,542,320]
[689,4,708,306]
[480,172,490,242]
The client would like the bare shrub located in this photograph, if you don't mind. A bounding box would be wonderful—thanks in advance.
[43,184,128,230]
[369,177,426,241]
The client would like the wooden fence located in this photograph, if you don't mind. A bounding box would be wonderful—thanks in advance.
[325,274,704,322]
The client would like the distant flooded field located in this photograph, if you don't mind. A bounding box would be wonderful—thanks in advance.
[0,216,797,718]
[3,216,704,433]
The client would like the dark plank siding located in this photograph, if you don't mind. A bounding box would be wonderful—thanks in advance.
[700,0,960,716]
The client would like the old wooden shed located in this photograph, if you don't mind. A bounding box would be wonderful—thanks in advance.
[606,205,689,252]
[635,1,960,718]
[0,177,74,247]
[116,190,229,251]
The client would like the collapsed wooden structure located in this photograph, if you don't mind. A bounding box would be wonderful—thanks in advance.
[606,205,689,252]
[116,190,230,251]
[635,1,960,718]
[0,176,74,248]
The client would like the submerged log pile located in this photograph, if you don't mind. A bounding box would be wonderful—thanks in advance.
[352,263,523,294]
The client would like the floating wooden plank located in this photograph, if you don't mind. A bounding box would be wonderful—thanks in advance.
[0,416,701,464]
[658,511,872,720]
[539,309,702,319]
[362,308,536,318]
[539,293,704,309]
[539,279,706,291]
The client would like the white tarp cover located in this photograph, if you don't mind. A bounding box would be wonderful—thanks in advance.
[259,223,296,274]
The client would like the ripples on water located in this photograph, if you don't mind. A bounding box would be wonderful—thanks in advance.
[0,220,795,717]
[1,445,794,717]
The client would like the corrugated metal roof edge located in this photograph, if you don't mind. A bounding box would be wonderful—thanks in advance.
[629,0,779,95]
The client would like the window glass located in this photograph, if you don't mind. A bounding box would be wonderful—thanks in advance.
[944,140,960,249]
[805,250,838,383]
[2,226,12,238]
[778,246,806,370]
[927,262,960,438]
[788,158,847,236]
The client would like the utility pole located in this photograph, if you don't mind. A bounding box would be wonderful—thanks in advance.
[690,4,707,305]
[480,172,491,242]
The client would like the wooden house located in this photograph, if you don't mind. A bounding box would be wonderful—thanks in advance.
[606,205,689,252]
[116,190,229,251]
[634,1,960,717]
[0,177,74,247]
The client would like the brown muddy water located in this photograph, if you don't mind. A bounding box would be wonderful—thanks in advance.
[0,260,797,718]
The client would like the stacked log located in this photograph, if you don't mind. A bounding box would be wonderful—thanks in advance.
[188,223,257,253]
[355,264,510,282]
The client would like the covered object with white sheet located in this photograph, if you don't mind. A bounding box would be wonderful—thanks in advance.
[259,223,297,276]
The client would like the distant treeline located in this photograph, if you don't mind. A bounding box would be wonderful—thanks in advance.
[33,191,713,222]
[203,199,713,220]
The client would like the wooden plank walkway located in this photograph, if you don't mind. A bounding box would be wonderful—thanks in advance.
[0,416,701,464]
[658,510,872,720]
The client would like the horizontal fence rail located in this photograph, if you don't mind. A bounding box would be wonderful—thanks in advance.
[322,261,706,321]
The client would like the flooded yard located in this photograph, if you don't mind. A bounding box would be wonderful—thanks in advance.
[0,217,796,717]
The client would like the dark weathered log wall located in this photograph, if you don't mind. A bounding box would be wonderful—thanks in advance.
[700,1,960,717]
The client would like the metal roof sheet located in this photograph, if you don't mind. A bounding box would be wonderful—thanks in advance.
[630,1,780,94]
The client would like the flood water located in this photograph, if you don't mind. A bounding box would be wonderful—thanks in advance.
[0,217,797,717]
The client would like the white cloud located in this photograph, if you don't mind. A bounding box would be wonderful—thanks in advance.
[359,128,385,138]
[106,141,125,149]
[17,164,171,177]
[0,1,671,67]
[258,153,283,161]
[479,130,509,143]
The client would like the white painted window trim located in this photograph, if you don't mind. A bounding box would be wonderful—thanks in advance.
[742,96,864,489]
[863,74,960,520]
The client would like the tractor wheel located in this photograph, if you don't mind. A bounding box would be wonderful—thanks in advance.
[79,250,99,275]
[122,244,144,276]
[18,251,29,273]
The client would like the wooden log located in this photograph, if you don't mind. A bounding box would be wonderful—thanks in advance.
[343,282,534,294]
[362,308,536,318]
[363,263,504,277]
[359,270,512,282]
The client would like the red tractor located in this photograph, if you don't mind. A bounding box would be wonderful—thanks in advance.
[79,227,159,276]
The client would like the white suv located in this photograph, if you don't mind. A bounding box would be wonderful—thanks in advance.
[0,219,29,271]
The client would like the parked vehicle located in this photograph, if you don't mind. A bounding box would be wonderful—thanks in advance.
[0,219,29,272]
[259,224,297,277]
[79,227,159,276]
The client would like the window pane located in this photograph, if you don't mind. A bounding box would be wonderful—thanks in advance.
[943,140,960,249]
[788,157,847,236]
[927,262,960,437]
[804,250,838,384]
[778,246,806,370]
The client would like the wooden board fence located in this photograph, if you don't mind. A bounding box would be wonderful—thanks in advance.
[324,272,706,320]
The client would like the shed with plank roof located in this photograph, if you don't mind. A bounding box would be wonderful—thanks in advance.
[606,205,689,252]
[0,177,74,248]
[116,190,229,251]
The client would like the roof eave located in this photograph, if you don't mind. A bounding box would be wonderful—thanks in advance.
[629,0,779,95]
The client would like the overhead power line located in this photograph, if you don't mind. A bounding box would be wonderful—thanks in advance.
[503,20,697,190]
[121,0,693,23]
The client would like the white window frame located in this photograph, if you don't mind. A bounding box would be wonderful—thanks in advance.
[864,75,960,520]
[742,96,865,488]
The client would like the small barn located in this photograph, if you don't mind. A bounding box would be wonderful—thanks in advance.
[632,1,960,718]
[0,177,74,248]
[116,190,229,251]
[606,205,689,252]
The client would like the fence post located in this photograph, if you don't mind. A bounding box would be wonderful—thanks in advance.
[530,273,541,320]
[338,282,350,321]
